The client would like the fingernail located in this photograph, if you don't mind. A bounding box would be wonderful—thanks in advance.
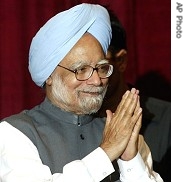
[131,88,136,93]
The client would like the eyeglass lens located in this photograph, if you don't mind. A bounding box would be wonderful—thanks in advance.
[75,64,113,81]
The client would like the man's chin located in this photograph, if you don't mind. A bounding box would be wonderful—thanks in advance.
[79,97,103,114]
[82,106,101,115]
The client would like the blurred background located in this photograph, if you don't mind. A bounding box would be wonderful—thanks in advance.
[0,0,170,119]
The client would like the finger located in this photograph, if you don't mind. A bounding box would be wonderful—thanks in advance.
[115,88,136,115]
[134,95,140,114]
[116,91,138,119]
[127,93,138,115]
[135,89,139,95]
[114,90,130,115]
[131,88,137,94]
[122,88,139,114]
[131,108,142,137]
[102,110,113,142]
[104,110,114,133]
[106,110,113,124]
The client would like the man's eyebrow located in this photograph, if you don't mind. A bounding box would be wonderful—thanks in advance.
[97,59,109,65]
[68,60,88,69]
[70,59,109,69]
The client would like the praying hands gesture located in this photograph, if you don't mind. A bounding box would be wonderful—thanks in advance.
[100,88,142,162]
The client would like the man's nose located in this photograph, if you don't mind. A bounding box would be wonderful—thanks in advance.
[86,70,102,86]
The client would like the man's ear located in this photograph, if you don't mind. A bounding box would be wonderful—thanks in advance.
[46,76,52,86]
[115,49,128,72]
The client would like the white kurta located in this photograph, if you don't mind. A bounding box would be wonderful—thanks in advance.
[0,98,163,181]
[0,122,163,182]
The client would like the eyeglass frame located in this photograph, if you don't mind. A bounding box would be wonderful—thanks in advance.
[57,62,113,81]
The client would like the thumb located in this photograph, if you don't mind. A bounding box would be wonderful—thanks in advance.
[105,110,113,125]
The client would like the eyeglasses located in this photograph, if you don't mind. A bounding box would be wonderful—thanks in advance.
[57,63,113,81]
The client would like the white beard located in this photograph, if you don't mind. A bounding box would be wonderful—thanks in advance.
[51,74,107,114]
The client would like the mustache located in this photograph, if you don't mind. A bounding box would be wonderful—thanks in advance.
[78,86,107,94]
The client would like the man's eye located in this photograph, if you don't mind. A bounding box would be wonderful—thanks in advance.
[77,67,88,74]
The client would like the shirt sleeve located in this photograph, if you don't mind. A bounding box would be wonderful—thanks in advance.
[117,136,164,182]
[0,121,114,182]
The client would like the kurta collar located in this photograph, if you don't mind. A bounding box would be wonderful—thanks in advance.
[40,97,94,126]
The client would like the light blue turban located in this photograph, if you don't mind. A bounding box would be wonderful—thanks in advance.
[28,3,112,87]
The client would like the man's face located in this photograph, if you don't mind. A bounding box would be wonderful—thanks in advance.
[47,33,109,115]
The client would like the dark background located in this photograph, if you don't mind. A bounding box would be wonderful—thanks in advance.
[0,0,170,119]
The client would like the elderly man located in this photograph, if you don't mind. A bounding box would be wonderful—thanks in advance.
[0,3,163,182]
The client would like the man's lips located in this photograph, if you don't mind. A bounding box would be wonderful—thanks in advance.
[80,91,101,96]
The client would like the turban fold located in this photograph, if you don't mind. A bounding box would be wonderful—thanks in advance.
[28,3,112,87]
